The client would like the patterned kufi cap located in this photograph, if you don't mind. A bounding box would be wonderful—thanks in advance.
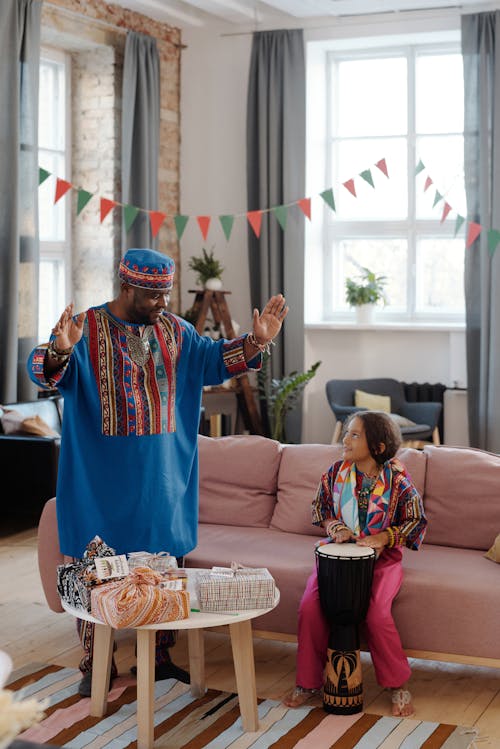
[119,248,175,290]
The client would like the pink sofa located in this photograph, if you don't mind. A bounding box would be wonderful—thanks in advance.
[185,435,500,666]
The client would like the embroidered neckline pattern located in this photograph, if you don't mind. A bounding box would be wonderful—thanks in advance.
[99,308,154,367]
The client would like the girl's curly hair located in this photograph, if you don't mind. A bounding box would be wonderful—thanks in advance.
[344,410,402,464]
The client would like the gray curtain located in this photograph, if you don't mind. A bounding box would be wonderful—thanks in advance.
[122,31,160,252]
[462,12,500,452]
[246,29,306,443]
[0,0,41,404]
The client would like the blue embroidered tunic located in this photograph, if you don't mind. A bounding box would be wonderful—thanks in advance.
[27,305,259,558]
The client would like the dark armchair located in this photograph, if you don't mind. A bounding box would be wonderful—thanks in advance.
[325,378,442,445]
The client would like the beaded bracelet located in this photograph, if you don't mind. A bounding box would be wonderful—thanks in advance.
[247,332,275,356]
[47,339,74,362]
[325,520,347,538]
[385,527,396,548]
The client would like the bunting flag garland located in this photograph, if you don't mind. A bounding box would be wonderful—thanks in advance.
[375,158,389,178]
[123,204,140,232]
[219,214,235,241]
[359,169,375,188]
[343,179,357,198]
[416,158,500,255]
[55,178,72,204]
[149,211,166,238]
[100,198,116,223]
[36,156,389,243]
[320,188,335,212]
[298,197,311,219]
[247,210,262,238]
[272,205,288,230]
[39,167,50,186]
[77,189,93,215]
[196,215,211,241]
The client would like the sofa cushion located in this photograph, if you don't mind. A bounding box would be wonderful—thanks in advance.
[423,445,500,550]
[271,443,343,536]
[271,444,426,537]
[198,435,282,527]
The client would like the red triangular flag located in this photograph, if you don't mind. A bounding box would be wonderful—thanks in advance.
[197,216,211,241]
[247,210,262,238]
[440,202,452,224]
[375,158,389,178]
[54,178,72,204]
[100,198,116,223]
[343,179,357,198]
[423,176,433,192]
[149,211,166,238]
[297,198,311,220]
[466,221,482,248]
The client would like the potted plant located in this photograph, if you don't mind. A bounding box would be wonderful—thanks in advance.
[188,247,224,290]
[345,265,387,323]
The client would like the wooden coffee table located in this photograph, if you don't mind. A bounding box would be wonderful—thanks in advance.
[61,568,279,749]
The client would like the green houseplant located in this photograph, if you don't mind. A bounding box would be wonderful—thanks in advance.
[188,247,224,289]
[345,265,387,307]
[258,355,321,443]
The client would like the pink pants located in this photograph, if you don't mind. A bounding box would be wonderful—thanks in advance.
[296,547,411,690]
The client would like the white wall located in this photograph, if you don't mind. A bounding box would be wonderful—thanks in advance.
[180,11,467,444]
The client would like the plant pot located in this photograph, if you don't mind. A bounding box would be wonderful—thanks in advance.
[204,278,223,290]
[355,303,376,324]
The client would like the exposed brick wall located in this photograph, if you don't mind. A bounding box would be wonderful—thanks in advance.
[41,0,182,312]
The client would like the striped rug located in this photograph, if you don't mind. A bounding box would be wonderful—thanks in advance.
[8,665,478,749]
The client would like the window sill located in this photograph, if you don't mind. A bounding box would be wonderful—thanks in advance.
[305,321,466,333]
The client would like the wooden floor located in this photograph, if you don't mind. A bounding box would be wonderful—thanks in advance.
[1,527,500,747]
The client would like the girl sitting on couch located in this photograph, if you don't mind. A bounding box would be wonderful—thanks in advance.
[284,410,427,717]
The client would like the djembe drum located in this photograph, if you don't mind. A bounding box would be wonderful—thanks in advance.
[315,543,376,714]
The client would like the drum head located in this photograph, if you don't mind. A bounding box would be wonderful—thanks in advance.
[316,542,376,560]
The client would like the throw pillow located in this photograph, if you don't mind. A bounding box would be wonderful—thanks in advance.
[485,534,500,563]
[389,413,417,428]
[354,389,391,413]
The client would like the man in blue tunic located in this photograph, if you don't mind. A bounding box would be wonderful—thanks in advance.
[28,247,288,696]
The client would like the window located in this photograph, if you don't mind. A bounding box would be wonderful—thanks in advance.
[306,41,465,324]
[38,48,71,340]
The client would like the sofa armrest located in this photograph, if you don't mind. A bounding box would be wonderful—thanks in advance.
[402,402,442,429]
[37,498,64,613]
[329,404,365,423]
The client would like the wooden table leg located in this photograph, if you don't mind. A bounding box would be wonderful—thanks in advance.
[229,620,259,732]
[136,629,156,749]
[187,628,205,698]
[90,623,114,717]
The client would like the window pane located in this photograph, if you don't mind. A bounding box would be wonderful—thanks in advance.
[335,239,407,312]
[416,238,465,312]
[38,259,65,340]
[416,54,463,134]
[334,57,407,137]
[332,138,406,219]
[415,135,465,218]
[39,151,66,241]
[39,59,65,151]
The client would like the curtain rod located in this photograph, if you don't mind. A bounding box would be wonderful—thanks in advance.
[219,5,470,37]
[44,2,186,49]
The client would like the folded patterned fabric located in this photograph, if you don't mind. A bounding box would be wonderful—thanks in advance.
[90,566,190,628]
[196,563,276,612]
[127,551,178,573]
[57,536,119,611]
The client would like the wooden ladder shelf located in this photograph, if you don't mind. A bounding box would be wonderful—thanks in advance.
[189,289,263,436]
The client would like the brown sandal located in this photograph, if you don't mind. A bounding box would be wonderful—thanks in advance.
[283,686,318,708]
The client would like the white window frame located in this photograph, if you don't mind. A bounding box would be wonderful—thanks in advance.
[38,46,72,340]
[307,38,464,327]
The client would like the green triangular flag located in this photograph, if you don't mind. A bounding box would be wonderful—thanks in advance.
[77,189,93,215]
[123,204,140,232]
[272,205,288,230]
[487,229,500,256]
[359,169,375,188]
[219,214,235,241]
[415,159,425,175]
[39,167,50,185]
[454,214,465,236]
[320,188,335,211]
[174,214,189,240]
[432,190,443,208]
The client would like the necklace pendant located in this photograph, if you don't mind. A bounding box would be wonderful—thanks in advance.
[127,335,150,366]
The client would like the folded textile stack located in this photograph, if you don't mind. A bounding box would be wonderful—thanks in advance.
[57,536,119,612]
[91,566,190,628]
[127,551,178,573]
[196,563,276,612]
